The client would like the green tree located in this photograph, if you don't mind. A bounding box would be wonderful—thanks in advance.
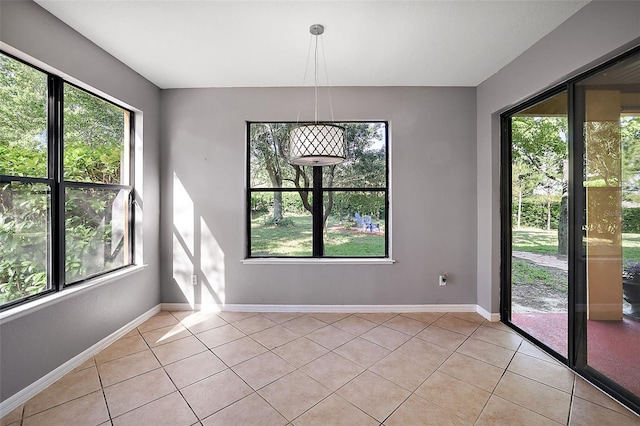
[512,159,540,229]
[0,54,48,177]
[512,116,568,253]
[621,116,640,200]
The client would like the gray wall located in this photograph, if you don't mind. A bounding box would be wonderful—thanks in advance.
[160,86,477,306]
[476,1,640,313]
[0,1,161,401]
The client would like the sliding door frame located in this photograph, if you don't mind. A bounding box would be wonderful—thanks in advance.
[500,45,640,414]
[500,85,571,366]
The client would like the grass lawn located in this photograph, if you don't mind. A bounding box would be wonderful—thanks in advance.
[251,213,385,257]
[513,227,640,262]
[512,259,567,292]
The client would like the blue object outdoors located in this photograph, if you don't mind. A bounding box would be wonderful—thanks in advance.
[355,213,380,232]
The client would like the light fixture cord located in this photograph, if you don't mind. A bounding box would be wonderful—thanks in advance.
[314,32,319,123]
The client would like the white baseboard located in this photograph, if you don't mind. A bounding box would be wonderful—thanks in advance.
[161,302,223,312]
[163,302,490,315]
[476,305,501,322]
[224,304,481,313]
[0,305,160,415]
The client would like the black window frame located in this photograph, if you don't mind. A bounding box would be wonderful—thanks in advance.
[246,120,389,259]
[0,51,135,311]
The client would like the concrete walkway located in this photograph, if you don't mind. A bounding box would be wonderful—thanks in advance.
[513,251,568,272]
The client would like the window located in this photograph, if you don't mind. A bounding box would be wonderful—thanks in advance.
[0,52,134,309]
[247,122,388,258]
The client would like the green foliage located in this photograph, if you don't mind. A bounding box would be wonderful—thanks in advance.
[63,84,125,184]
[513,198,562,229]
[251,192,309,215]
[0,54,48,177]
[512,116,567,187]
[0,182,49,304]
[623,208,640,233]
[331,192,384,220]
[0,53,129,306]
[621,117,640,193]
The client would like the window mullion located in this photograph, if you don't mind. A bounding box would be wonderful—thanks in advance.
[312,166,323,257]
[49,75,65,291]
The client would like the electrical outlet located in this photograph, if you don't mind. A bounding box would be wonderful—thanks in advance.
[439,274,447,286]
[191,274,198,286]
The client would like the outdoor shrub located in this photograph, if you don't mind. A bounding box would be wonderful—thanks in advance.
[623,207,640,233]
[250,194,270,213]
[332,193,384,220]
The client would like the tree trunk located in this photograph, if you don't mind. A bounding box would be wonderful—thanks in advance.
[558,191,568,255]
[322,166,336,231]
[546,194,552,231]
[265,164,283,222]
[273,191,283,222]
[517,189,522,229]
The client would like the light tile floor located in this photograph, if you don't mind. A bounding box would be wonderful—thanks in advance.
[2,311,639,425]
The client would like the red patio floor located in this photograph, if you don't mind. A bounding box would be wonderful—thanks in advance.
[512,312,640,397]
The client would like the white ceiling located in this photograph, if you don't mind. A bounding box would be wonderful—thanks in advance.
[34,1,589,89]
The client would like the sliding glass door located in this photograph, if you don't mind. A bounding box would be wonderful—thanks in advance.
[575,51,640,404]
[506,91,569,358]
[502,47,640,413]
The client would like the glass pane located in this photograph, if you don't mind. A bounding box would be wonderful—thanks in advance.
[330,123,386,188]
[63,84,129,184]
[510,92,569,357]
[324,191,386,257]
[577,51,640,397]
[249,122,311,189]
[0,54,48,178]
[65,186,130,283]
[249,191,312,256]
[0,181,51,306]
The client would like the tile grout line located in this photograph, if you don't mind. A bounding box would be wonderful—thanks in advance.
[567,375,577,425]
[95,355,115,425]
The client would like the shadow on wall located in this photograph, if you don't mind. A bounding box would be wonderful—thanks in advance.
[172,171,225,309]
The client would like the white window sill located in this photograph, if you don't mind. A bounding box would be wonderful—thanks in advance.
[0,264,147,325]
[242,258,396,265]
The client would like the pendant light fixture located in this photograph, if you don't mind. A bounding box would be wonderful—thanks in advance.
[288,24,346,166]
